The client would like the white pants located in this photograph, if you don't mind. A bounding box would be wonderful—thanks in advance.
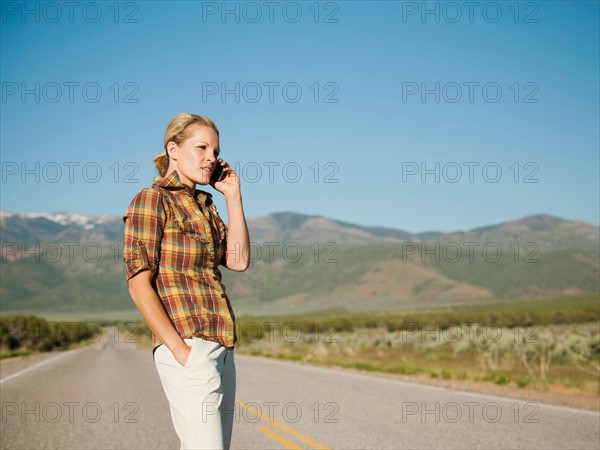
[154,337,236,450]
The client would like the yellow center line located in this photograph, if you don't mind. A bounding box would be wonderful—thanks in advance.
[257,425,302,450]
[237,401,331,450]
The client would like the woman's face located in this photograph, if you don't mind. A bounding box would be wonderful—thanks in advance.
[168,124,220,188]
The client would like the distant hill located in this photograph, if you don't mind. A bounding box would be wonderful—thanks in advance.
[0,211,124,251]
[433,214,599,253]
[249,211,417,244]
[0,210,598,317]
[3,210,596,250]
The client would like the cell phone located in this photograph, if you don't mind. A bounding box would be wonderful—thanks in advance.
[211,159,225,183]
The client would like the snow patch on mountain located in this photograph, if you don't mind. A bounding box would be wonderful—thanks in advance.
[0,210,118,229]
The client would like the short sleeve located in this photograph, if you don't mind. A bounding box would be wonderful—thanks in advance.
[122,187,166,281]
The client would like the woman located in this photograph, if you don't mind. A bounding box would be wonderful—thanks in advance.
[122,112,250,450]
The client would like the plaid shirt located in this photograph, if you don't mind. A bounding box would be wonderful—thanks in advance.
[122,170,237,355]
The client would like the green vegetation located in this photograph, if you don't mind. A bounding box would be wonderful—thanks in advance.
[0,246,130,314]
[425,248,599,297]
[233,292,599,339]
[0,315,101,357]
[412,278,436,295]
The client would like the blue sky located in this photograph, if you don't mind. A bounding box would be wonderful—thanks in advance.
[1,0,598,233]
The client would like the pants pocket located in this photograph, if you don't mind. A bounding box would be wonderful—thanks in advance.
[182,338,197,369]
[154,339,195,369]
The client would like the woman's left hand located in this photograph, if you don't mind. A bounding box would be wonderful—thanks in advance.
[210,159,240,196]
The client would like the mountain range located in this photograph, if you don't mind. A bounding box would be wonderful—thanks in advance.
[0,210,598,318]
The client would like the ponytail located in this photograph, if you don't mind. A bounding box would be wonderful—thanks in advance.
[152,151,169,177]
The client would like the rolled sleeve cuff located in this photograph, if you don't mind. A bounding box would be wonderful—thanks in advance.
[123,241,158,280]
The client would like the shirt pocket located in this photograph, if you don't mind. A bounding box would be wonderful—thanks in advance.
[170,205,216,270]
[165,196,209,244]
[177,215,209,243]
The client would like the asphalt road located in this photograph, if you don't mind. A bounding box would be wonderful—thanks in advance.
[1,328,598,449]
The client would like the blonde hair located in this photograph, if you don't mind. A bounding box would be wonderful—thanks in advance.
[152,113,220,177]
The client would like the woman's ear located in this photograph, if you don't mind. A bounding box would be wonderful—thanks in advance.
[166,143,177,160]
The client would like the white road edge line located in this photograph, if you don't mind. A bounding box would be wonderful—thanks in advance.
[399,377,600,417]
[0,348,81,385]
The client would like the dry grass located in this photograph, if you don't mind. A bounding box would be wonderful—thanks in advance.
[236,322,600,402]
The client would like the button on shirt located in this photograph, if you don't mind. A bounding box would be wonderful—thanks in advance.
[122,170,237,356]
